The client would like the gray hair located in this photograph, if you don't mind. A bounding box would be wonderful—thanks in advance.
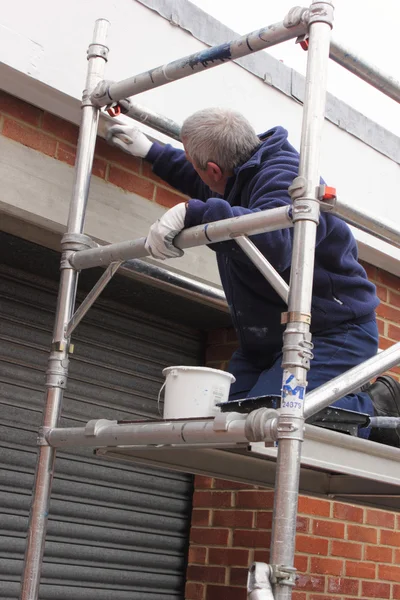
[181,107,260,172]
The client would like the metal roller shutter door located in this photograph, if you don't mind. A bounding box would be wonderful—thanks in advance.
[0,263,204,600]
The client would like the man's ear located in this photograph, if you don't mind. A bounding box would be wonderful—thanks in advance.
[206,161,223,182]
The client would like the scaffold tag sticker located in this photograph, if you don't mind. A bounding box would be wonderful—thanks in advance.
[281,374,305,415]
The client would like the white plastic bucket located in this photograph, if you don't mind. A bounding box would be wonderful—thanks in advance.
[160,366,236,419]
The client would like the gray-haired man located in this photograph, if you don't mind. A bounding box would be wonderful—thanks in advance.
[107,107,400,445]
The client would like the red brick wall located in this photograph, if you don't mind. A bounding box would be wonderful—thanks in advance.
[0,90,186,209]
[187,265,400,600]
[1,90,399,600]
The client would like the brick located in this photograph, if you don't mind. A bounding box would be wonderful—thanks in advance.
[294,554,308,573]
[296,534,329,556]
[253,549,270,563]
[377,317,386,336]
[235,491,275,510]
[292,593,307,600]
[310,557,344,576]
[312,519,345,539]
[376,302,400,323]
[347,524,377,544]
[206,585,246,600]
[207,360,228,371]
[377,270,400,292]
[188,546,207,564]
[3,118,57,157]
[333,503,363,523]
[365,508,395,529]
[296,516,310,533]
[376,284,388,302]
[331,540,362,560]
[361,581,391,599]
[214,479,253,490]
[208,547,249,567]
[226,328,239,343]
[295,574,325,592]
[388,323,400,342]
[142,160,176,188]
[206,343,238,363]
[298,496,331,517]
[56,141,76,166]
[190,527,229,546]
[92,157,107,179]
[95,136,141,172]
[207,329,228,345]
[187,565,226,584]
[155,185,187,208]
[232,529,271,549]
[380,529,400,547]
[389,289,400,308]
[0,91,42,126]
[108,165,155,199]
[379,337,394,351]
[42,112,79,144]
[185,581,205,600]
[195,475,214,489]
[191,509,211,527]
[55,142,106,178]
[310,596,341,600]
[360,261,377,281]
[229,567,248,586]
[378,564,400,582]
[394,584,400,600]
[193,491,232,509]
[365,544,392,563]
[345,560,375,579]
[213,510,253,528]
[328,577,359,595]
[256,511,273,530]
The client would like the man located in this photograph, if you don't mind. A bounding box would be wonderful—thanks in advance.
[107,107,400,446]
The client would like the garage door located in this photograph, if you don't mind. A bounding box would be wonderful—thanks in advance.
[0,260,204,600]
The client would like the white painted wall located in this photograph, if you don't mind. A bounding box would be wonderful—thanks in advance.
[1,0,399,280]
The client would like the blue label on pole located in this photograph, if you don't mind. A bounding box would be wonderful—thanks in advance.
[281,374,305,412]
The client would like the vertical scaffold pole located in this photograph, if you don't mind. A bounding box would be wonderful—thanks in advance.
[269,3,334,599]
[19,19,109,600]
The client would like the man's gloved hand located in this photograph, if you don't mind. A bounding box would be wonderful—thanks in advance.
[145,202,187,260]
[106,123,153,158]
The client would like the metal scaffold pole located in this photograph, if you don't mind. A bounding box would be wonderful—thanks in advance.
[19,19,109,600]
[269,2,334,599]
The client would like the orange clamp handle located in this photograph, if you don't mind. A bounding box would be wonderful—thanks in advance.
[106,104,122,117]
[322,186,336,200]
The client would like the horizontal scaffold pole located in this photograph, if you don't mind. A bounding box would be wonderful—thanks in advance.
[45,409,279,448]
[91,13,308,105]
[117,99,182,141]
[330,40,400,104]
[70,206,292,270]
[321,198,400,249]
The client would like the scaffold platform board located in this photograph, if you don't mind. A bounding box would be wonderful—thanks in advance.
[95,424,400,511]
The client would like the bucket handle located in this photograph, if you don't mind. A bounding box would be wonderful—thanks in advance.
[157,381,166,417]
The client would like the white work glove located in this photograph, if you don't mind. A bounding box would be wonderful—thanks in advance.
[145,202,187,260]
[105,123,153,158]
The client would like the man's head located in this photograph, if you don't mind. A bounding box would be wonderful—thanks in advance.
[181,108,260,194]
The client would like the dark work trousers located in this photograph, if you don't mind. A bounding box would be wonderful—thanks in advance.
[228,320,379,439]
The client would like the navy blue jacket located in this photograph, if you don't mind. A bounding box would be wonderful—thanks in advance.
[147,127,378,356]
